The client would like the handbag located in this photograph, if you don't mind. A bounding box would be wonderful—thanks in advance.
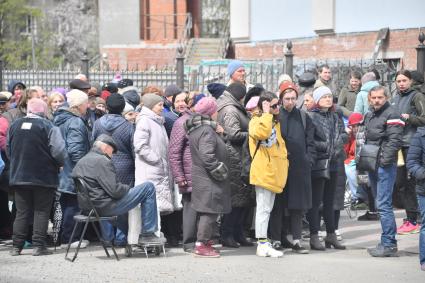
[357,144,380,172]
[311,158,330,180]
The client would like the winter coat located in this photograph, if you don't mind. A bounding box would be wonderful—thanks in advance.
[406,127,425,196]
[163,109,180,138]
[92,114,135,186]
[363,102,403,167]
[338,87,359,117]
[0,116,8,151]
[353,81,380,115]
[217,91,253,207]
[53,108,91,194]
[334,156,347,210]
[185,114,231,214]
[72,147,131,215]
[248,113,288,193]
[134,106,174,214]
[169,111,193,193]
[7,115,66,189]
[3,107,26,125]
[308,107,347,171]
[392,88,425,147]
[279,107,314,210]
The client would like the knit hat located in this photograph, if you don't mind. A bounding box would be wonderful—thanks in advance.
[313,86,332,103]
[95,134,117,153]
[279,82,298,96]
[27,98,47,115]
[66,89,88,108]
[207,83,226,99]
[226,83,246,101]
[348,112,363,127]
[123,89,140,108]
[411,70,425,84]
[51,87,67,96]
[122,103,135,115]
[246,96,260,111]
[192,93,206,107]
[106,93,126,114]
[194,97,217,116]
[278,74,293,87]
[142,93,163,110]
[164,84,182,98]
[227,60,244,77]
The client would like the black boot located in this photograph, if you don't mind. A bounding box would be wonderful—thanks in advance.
[324,233,346,250]
[310,234,325,251]
[234,234,254,247]
[33,246,53,256]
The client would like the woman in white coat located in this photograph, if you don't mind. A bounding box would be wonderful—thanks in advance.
[128,93,174,244]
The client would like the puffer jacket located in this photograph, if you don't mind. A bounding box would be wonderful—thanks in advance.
[392,87,425,147]
[249,113,288,193]
[217,91,252,207]
[53,107,91,194]
[169,111,193,193]
[134,106,174,214]
[92,114,135,186]
[363,102,403,167]
[308,107,347,170]
[406,126,425,196]
[354,81,380,115]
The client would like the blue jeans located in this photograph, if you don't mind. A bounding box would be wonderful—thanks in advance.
[100,216,128,245]
[60,193,82,243]
[417,194,425,265]
[345,162,368,201]
[368,164,397,248]
[100,182,158,236]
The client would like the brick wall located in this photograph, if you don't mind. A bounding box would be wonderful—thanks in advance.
[102,46,177,70]
[235,28,424,69]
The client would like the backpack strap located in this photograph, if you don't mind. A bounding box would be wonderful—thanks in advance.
[252,141,261,160]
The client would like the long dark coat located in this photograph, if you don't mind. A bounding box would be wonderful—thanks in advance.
[279,107,314,210]
[217,91,253,207]
[186,116,231,214]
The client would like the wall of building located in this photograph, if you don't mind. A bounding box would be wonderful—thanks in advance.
[235,28,423,70]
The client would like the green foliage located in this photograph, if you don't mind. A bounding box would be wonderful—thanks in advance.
[0,0,61,69]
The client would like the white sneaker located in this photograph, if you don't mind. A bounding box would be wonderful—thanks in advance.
[318,230,326,241]
[256,241,283,258]
[335,230,343,241]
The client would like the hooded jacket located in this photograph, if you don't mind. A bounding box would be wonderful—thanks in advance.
[92,114,135,186]
[53,107,91,194]
[406,126,425,196]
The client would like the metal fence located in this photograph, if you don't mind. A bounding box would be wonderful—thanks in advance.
[0,58,399,96]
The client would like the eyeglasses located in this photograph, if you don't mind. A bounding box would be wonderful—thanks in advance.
[270,104,279,109]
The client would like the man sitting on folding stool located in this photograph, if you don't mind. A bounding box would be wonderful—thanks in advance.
[72,134,162,244]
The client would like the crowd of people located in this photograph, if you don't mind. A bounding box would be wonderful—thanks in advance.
[0,61,424,270]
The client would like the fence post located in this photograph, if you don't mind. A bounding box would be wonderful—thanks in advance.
[176,47,185,89]
[285,41,294,78]
[0,60,3,91]
[417,32,425,77]
[81,49,89,80]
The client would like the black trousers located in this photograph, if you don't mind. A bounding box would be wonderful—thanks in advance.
[161,210,183,241]
[13,187,55,248]
[307,172,337,235]
[0,190,12,230]
[182,193,198,248]
[222,207,247,239]
[401,147,419,222]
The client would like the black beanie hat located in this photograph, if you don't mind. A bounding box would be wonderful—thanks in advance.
[207,83,226,99]
[106,93,126,114]
[226,82,246,101]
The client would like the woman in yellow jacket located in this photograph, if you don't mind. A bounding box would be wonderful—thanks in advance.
[249,91,289,257]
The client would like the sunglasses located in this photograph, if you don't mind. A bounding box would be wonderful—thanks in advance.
[270,104,279,109]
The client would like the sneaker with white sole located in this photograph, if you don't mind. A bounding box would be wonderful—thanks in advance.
[318,231,326,241]
[335,230,343,241]
[256,241,283,258]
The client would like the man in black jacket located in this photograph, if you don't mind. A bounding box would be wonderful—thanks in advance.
[7,98,66,256]
[363,86,404,257]
[72,134,161,243]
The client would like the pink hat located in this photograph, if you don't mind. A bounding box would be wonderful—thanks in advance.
[246,96,260,111]
[194,97,217,116]
[27,98,47,115]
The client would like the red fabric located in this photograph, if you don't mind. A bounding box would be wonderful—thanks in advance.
[0,116,9,151]
[344,135,356,164]
[100,90,111,101]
